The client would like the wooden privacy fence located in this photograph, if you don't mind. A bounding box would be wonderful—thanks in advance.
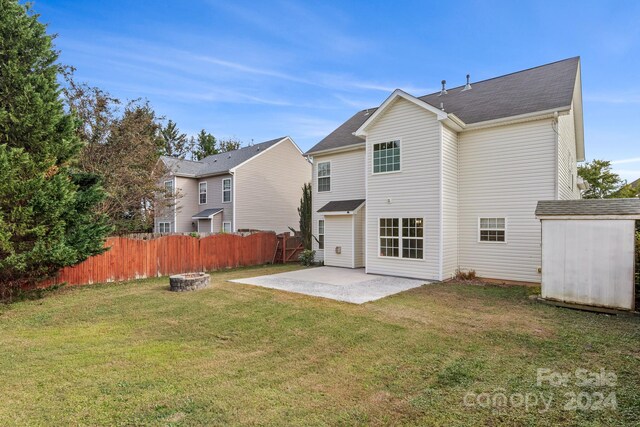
[45,232,277,287]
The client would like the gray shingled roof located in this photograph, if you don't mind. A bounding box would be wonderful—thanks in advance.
[306,57,579,155]
[536,199,640,217]
[162,137,286,177]
[192,208,223,219]
[318,199,366,213]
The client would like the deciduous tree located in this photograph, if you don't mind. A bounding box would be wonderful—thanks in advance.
[578,159,638,199]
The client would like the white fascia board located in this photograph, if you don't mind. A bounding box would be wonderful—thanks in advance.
[229,137,290,173]
[461,107,571,132]
[537,215,640,220]
[305,142,366,158]
[572,62,585,162]
[354,89,448,137]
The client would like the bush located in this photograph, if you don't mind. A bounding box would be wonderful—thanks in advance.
[189,232,200,238]
[454,269,477,281]
[299,249,316,266]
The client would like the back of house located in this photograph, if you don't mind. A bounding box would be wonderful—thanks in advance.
[306,57,585,283]
[156,136,311,234]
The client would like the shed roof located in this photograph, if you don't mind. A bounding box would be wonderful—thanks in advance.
[318,199,366,213]
[192,208,223,219]
[536,199,640,218]
[306,57,580,155]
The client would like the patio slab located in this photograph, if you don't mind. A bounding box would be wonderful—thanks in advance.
[229,266,428,304]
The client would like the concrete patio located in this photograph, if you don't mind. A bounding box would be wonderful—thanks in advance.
[229,266,428,304]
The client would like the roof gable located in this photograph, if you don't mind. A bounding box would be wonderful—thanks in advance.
[354,90,447,137]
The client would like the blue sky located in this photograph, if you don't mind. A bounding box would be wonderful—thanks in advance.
[38,0,640,182]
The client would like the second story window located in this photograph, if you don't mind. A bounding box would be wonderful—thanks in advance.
[317,161,331,192]
[164,180,174,198]
[222,178,232,203]
[199,182,207,204]
[373,140,400,173]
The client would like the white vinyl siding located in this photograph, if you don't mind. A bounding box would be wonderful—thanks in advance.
[317,161,331,192]
[458,119,556,283]
[441,124,459,279]
[556,108,581,200]
[323,215,354,268]
[233,138,311,234]
[365,98,441,280]
[312,149,365,262]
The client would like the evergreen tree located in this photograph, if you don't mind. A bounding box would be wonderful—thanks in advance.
[0,0,110,297]
[160,120,192,158]
[298,183,313,249]
[193,129,218,160]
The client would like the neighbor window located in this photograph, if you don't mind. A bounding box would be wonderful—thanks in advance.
[379,218,399,257]
[373,140,400,173]
[223,221,231,233]
[159,222,171,233]
[222,178,232,202]
[199,182,207,204]
[402,218,424,259]
[317,162,331,192]
[318,219,325,249]
[164,180,174,197]
[479,218,506,242]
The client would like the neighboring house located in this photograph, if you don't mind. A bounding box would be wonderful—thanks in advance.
[306,57,585,283]
[156,136,311,234]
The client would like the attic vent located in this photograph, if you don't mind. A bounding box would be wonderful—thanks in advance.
[462,74,472,91]
[256,147,260,151]
[364,109,370,116]
[440,102,445,111]
[214,159,217,162]
[438,80,447,96]
[228,155,231,158]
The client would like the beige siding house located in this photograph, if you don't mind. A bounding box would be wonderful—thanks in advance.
[306,57,585,283]
[156,137,311,234]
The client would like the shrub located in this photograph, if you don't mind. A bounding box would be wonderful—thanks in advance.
[299,249,316,266]
[454,269,477,281]
[189,232,200,238]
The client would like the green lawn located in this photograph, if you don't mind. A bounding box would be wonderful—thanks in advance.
[1,264,638,426]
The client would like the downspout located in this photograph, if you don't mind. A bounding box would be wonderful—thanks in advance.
[438,123,444,281]
[553,111,559,200]
[231,171,236,232]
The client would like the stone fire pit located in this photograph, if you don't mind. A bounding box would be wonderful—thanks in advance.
[169,272,210,292]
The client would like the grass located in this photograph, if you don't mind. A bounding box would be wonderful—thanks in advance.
[0,264,638,426]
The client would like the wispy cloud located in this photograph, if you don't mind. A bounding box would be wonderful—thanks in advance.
[611,156,640,165]
[583,93,640,104]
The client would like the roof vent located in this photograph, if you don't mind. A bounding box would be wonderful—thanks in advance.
[440,102,445,111]
[461,74,472,91]
[364,109,370,116]
[214,159,217,162]
[438,80,447,96]
[228,155,231,159]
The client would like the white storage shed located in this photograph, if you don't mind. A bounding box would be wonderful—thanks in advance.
[536,199,639,311]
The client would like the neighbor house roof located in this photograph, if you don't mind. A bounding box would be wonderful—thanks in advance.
[318,199,366,213]
[536,199,640,218]
[306,57,580,155]
[192,208,223,219]
[161,137,287,178]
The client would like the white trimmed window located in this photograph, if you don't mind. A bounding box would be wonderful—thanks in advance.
[164,180,174,197]
[318,219,325,249]
[379,218,399,257]
[199,182,207,204]
[317,162,331,192]
[222,178,232,203]
[380,217,424,259]
[159,222,171,233]
[373,140,400,173]
[223,221,231,233]
[402,218,424,259]
[479,218,506,242]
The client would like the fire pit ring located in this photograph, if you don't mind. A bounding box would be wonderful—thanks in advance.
[169,272,210,292]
